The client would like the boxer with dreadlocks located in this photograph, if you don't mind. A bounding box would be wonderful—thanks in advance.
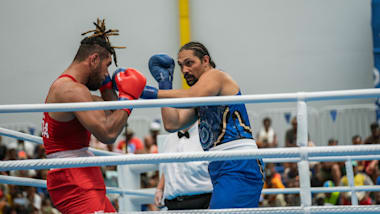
[42,18,146,213]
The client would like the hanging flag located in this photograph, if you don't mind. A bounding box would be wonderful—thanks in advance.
[284,112,291,124]
[330,110,337,122]
[28,127,35,135]
[371,0,380,122]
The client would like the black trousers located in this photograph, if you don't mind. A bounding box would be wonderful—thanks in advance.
[164,193,212,210]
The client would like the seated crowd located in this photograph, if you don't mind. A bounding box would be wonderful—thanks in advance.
[0,118,379,213]
[257,118,380,207]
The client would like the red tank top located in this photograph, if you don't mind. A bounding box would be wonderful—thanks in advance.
[42,74,91,155]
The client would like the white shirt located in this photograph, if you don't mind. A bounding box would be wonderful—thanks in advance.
[258,127,275,144]
[159,124,213,200]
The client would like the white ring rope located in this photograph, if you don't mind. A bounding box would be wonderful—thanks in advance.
[0,127,118,156]
[0,145,380,171]
[0,89,378,113]
[4,127,380,163]
[127,206,380,214]
[3,174,380,196]
[0,127,42,144]
[0,175,154,197]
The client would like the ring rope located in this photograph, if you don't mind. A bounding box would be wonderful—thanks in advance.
[0,89,379,113]
[0,145,380,171]
[4,128,380,163]
[0,175,154,197]
[0,127,118,156]
[0,127,42,144]
[126,206,380,214]
[3,174,380,196]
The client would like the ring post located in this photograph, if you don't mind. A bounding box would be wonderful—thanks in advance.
[345,159,359,205]
[117,164,158,211]
[117,165,139,211]
[296,93,312,207]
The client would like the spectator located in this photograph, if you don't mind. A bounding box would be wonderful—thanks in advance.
[364,122,380,144]
[6,148,18,161]
[322,180,340,205]
[7,131,36,159]
[41,198,60,214]
[339,161,373,205]
[315,161,341,187]
[311,162,324,187]
[285,117,297,147]
[365,159,379,184]
[283,162,299,187]
[34,170,49,199]
[0,136,7,161]
[26,186,42,212]
[262,163,286,207]
[284,171,300,206]
[322,139,342,186]
[352,135,363,145]
[351,135,366,173]
[314,193,326,206]
[307,135,316,147]
[116,127,144,154]
[89,134,109,151]
[143,121,161,154]
[284,117,313,148]
[328,138,338,146]
[360,128,380,182]
[154,122,212,210]
[257,117,278,148]
[375,176,380,204]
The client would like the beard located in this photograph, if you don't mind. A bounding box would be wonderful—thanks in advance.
[184,73,198,86]
[86,65,103,91]
[86,76,102,91]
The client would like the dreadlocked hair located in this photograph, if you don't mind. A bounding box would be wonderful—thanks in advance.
[74,18,125,66]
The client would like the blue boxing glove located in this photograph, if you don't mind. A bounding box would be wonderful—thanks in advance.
[99,74,112,92]
[111,67,126,91]
[148,54,175,89]
[140,85,158,99]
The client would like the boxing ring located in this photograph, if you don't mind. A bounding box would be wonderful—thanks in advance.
[1,88,380,213]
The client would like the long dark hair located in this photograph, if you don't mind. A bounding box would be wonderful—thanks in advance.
[179,41,216,68]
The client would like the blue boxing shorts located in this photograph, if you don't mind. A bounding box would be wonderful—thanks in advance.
[208,158,264,209]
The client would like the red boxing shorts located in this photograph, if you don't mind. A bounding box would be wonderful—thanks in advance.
[47,167,116,214]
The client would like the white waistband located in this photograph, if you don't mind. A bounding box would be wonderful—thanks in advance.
[209,139,258,151]
[47,147,94,159]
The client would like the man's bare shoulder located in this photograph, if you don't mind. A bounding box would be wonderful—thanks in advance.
[202,69,234,82]
[204,69,239,95]
[48,78,92,103]
[202,68,224,78]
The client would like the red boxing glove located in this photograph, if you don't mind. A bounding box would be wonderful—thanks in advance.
[114,68,147,114]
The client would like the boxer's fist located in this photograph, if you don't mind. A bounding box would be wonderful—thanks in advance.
[112,68,146,114]
[140,85,158,99]
[148,54,175,89]
[112,68,125,91]
[99,74,112,92]
[113,68,146,100]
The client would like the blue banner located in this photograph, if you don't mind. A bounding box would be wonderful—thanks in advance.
[284,112,291,124]
[330,110,337,122]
